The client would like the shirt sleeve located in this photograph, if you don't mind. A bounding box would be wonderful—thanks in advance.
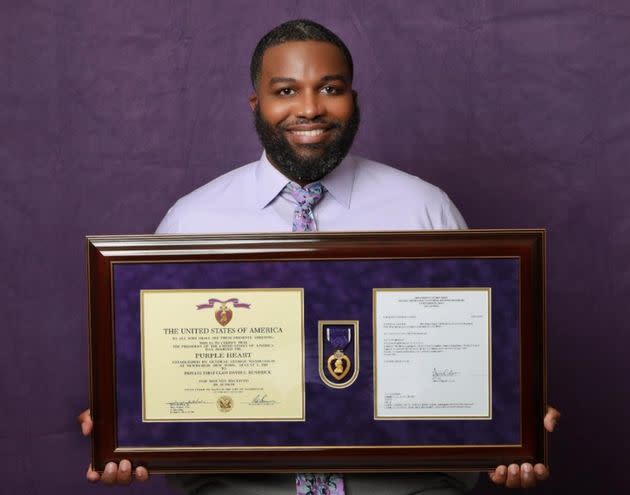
[154,206,180,234]
[440,190,468,229]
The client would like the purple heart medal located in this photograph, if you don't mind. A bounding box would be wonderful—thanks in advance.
[326,326,352,381]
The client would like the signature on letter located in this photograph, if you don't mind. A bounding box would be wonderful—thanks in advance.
[432,368,460,383]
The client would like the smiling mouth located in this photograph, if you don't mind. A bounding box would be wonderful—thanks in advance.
[290,129,326,137]
[284,126,334,146]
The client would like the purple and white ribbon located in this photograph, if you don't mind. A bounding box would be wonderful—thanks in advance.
[196,298,251,310]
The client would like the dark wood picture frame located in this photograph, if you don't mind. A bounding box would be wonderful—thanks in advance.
[87,229,547,474]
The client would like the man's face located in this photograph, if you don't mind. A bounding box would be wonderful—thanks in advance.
[250,41,360,184]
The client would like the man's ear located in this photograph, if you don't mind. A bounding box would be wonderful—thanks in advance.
[248,93,258,111]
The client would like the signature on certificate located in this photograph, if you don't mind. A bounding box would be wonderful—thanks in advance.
[247,393,278,406]
[166,399,209,408]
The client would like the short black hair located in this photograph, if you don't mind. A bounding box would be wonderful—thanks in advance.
[250,19,354,89]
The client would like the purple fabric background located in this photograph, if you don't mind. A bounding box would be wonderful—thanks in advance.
[113,258,519,447]
[2,1,628,493]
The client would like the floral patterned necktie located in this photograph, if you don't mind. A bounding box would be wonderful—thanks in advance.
[286,182,343,492]
[296,473,345,495]
[285,182,324,232]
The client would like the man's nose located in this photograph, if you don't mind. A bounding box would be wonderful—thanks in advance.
[296,90,324,120]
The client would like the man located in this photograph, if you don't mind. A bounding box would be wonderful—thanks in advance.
[79,19,559,493]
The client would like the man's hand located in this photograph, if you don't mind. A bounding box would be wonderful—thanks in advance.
[78,409,149,485]
[488,406,560,488]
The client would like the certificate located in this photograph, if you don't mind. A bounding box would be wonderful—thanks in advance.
[87,230,547,473]
[141,289,304,421]
[374,289,491,419]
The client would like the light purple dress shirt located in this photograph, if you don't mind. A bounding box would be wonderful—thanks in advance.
[156,153,467,234]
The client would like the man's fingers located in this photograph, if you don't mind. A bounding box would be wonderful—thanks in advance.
[116,460,132,485]
[77,409,93,436]
[489,461,550,489]
[86,464,100,483]
[544,406,561,432]
[79,410,146,486]
[534,463,550,481]
[85,461,148,485]
[135,466,149,482]
[80,421,91,436]
[100,462,118,485]
[520,463,536,488]
[489,465,507,485]
[505,464,521,488]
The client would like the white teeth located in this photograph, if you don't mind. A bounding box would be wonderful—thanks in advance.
[293,129,324,136]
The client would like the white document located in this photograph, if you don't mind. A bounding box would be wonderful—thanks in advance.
[374,289,491,419]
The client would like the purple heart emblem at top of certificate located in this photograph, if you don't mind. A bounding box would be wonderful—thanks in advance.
[215,305,232,326]
[196,298,251,326]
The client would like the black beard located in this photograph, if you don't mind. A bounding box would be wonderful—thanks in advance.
[253,104,360,183]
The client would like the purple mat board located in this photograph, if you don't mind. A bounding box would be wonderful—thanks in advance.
[113,257,520,448]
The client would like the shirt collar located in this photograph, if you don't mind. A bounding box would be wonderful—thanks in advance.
[320,154,356,209]
[254,152,356,209]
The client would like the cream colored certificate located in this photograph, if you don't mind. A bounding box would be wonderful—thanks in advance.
[374,288,491,420]
[141,289,304,421]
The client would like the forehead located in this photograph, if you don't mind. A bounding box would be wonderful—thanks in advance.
[260,41,350,82]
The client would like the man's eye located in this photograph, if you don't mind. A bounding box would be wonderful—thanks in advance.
[321,86,340,95]
[278,88,295,96]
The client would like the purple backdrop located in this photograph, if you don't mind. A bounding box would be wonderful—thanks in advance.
[2,1,628,493]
